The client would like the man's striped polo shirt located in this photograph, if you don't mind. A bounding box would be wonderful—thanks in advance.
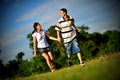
[55,15,76,44]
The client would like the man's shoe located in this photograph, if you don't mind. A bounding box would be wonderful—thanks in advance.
[68,60,72,66]
[80,62,85,67]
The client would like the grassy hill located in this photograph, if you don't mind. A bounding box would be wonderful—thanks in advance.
[15,52,120,80]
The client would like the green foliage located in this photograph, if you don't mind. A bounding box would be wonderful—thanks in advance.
[17,55,50,77]
[31,55,49,73]
[0,60,6,80]
[106,30,120,52]
[81,40,97,59]
[17,60,31,77]
[27,33,33,49]
[5,60,19,78]
[54,53,68,68]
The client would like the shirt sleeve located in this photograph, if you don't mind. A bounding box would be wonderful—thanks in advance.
[70,16,75,25]
[32,32,36,37]
[55,22,61,31]
[70,17,76,28]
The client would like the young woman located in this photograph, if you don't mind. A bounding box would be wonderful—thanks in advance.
[32,22,59,72]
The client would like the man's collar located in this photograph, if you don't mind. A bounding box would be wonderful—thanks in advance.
[63,15,70,21]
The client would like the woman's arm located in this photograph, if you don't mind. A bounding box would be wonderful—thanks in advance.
[33,36,37,57]
[46,32,60,42]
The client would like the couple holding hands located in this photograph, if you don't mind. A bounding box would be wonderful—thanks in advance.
[32,8,84,72]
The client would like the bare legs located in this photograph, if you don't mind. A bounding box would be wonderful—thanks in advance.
[42,51,55,72]
[48,51,54,69]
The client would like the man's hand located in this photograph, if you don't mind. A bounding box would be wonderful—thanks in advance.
[76,27,81,33]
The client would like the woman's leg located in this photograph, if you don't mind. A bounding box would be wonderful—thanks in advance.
[48,51,55,71]
[42,53,54,72]
[48,51,53,61]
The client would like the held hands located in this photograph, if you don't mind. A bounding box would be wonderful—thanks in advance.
[57,37,61,43]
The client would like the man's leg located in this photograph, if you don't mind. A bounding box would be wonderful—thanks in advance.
[77,52,83,63]
[65,43,72,66]
[72,39,84,66]
[67,54,72,66]
[77,52,84,66]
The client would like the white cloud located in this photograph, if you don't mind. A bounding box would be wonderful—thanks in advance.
[0,24,32,47]
[16,6,46,22]
[79,5,120,33]
[16,0,83,22]
[16,0,59,22]
[88,16,120,33]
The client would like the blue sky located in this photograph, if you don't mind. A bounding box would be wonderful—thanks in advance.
[0,0,120,63]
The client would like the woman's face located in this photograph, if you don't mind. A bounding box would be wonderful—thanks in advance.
[36,24,41,30]
[60,10,66,17]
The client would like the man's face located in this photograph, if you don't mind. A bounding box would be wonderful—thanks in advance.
[60,10,66,17]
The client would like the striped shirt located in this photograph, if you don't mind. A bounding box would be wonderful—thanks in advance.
[55,15,76,44]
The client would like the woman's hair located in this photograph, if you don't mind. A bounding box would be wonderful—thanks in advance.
[60,8,67,14]
[32,22,40,34]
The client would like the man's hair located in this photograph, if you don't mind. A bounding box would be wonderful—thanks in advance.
[60,8,67,14]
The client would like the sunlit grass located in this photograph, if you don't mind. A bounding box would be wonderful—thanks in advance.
[16,52,120,80]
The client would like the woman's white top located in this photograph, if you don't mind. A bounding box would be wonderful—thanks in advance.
[32,29,49,48]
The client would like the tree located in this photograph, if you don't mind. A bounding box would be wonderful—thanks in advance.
[0,60,5,80]
[17,60,31,77]
[27,33,33,49]
[16,52,24,62]
[5,60,19,78]
[105,30,120,52]
[78,25,89,33]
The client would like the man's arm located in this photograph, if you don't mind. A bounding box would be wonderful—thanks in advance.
[73,24,81,32]
[72,18,81,32]
[57,31,61,42]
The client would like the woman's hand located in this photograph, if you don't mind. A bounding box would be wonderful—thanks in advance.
[33,52,37,57]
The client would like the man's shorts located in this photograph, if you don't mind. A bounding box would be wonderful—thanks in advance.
[64,39,80,55]
[37,47,51,54]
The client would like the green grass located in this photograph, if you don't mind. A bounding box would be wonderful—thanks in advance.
[16,52,120,80]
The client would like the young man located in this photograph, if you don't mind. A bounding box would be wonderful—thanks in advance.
[55,8,84,66]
